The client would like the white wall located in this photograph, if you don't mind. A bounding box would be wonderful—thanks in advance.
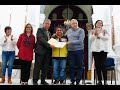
[0,5,41,61]
[112,6,120,45]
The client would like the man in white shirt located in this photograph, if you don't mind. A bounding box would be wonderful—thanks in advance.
[0,26,17,84]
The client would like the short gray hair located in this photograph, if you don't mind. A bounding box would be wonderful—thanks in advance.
[43,19,51,24]
[70,19,78,23]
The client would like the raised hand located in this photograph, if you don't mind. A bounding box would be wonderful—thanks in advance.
[4,35,7,43]
[11,35,13,41]
[66,41,70,45]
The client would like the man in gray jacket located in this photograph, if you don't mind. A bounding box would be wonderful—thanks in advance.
[33,19,55,85]
[65,19,85,85]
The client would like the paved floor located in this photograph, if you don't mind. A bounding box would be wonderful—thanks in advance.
[0,79,118,85]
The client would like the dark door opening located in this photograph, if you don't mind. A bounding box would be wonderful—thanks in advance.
[47,5,88,79]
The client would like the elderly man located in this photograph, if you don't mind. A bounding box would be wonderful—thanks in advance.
[65,19,85,85]
[33,19,55,85]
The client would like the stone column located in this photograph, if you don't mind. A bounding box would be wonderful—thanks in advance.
[86,23,93,80]
[111,16,115,49]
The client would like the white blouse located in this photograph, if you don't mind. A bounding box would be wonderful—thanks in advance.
[89,28,109,52]
[0,35,17,51]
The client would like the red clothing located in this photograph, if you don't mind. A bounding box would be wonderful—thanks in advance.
[17,33,35,61]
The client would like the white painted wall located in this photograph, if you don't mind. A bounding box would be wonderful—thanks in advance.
[0,5,41,61]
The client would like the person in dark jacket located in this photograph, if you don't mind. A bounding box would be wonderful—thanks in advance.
[33,19,55,85]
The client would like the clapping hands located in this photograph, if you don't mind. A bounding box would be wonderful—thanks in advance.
[4,35,7,43]
[4,35,13,43]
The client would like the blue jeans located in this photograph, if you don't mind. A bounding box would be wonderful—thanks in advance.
[2,51,15,77]
[52,59,66,81]
[68,50,84,83]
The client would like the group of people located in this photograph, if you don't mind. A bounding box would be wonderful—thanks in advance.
[0,18,109,85]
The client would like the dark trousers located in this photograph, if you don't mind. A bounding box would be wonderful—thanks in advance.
[33,52,51,83]
[92,51,107,82]
[68,50,84,83]
[20,59,32,82]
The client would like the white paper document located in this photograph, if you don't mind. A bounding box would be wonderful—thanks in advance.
[55,42,66,48]
[48,38,66,48]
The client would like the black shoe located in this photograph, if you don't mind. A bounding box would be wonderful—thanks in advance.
[54,80,59,84]
[104,83,108,85]
[21,82,25,85]
[70,82,75,85]
[33,82,38,85]
[60,80,64,84]
[104,81,108,85]
[96,81,102,85]
[41,81,49,85]
[24,82,28,85]
[76,82,80,85]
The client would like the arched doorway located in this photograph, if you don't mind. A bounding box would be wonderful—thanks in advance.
[47,5,88,79]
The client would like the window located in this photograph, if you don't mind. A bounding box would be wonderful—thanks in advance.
[62,8,73,20]
[52,13,57,20]
[78,13,83,19]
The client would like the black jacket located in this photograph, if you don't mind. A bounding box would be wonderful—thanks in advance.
[34,28,51,55]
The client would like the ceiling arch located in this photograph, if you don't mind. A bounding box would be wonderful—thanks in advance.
[43,5,93,23]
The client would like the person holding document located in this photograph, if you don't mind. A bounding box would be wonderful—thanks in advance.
[33,19,55,85]
[48,38,66,48]
[65,19,85,85]
[51,27,68,84]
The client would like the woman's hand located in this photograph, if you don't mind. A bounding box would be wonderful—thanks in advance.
[4,35,7,43]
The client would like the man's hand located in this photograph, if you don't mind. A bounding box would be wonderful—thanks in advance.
[66,41,70,45]
[50,45,55,48]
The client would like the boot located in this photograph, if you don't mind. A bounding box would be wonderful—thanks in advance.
[0,76,5,83]
[8,77,12,84]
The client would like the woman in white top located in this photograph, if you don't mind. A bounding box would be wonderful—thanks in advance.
[0,26,17,84]
[90,20,109,85]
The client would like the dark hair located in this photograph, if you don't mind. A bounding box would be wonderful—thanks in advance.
[54,26,63,33]
[24,23,33,34]
[4,26,12,33]
[94,20,103,28]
